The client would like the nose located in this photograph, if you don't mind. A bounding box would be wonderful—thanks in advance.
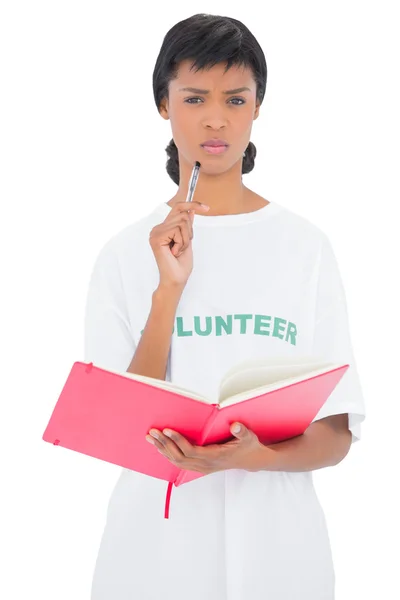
[205,121,226,129]
[203,118,227,131]
[201,103,228,130]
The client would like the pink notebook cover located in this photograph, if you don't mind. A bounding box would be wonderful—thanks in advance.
[42,361,349,517]
[43,361,348,479]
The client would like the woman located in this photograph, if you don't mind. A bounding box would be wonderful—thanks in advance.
[84,13,365,600]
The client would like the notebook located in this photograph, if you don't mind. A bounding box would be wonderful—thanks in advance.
[42,355,349,517]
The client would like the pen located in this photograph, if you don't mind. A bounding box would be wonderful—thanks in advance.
[186,160,201,205]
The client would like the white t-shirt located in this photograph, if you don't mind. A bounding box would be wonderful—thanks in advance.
[84,199,365,600]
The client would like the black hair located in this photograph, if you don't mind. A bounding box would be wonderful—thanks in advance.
[152,13,267,185]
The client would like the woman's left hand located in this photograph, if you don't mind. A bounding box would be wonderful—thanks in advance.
[145,422,268,474]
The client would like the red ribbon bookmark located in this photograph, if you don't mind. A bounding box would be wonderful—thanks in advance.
[164,481,173,519]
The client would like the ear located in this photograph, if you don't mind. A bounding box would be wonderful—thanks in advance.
[254,102,260,120]
[159,98,170,121]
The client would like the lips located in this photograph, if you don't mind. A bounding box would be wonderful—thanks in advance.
[201,138,229,147]
[201,145,229,155]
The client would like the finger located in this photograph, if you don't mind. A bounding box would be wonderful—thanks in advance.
[169,201,209,216]
[231,422,243,435]
[175,214,191,256]
[166,223,185,256]
[162,429,198,459]
[177,215,193,257]
[187,211,194,244]
[179,204,203,240]
[149,428,190,457]
[150,212,191,255]
[177,211,194,242]
[230,423,260,446]
[163,214,191,256]
[146,433,184,462]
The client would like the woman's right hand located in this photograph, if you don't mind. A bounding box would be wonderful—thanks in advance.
[149,201,210,288]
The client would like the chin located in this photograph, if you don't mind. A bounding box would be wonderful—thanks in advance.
[196,157,241,174]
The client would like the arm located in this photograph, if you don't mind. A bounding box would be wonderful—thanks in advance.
[146,414,352,476]
[249,414,352,472]
[127,284,184,380]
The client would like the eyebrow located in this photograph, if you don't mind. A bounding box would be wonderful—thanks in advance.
[178,86,252,95]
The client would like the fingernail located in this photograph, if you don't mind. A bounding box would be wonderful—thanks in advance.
[163,430,172,438]
[201,204,210,210]
[149,430,159,439]
[146,436,155,444]
[232,424,241,433]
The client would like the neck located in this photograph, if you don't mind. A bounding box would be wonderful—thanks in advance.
[170,157,251,216]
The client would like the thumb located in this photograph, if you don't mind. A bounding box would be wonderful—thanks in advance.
[230,422,247,439]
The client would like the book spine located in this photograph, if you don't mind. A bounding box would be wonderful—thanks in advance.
[199,404,219,444]
[174,404,219,487]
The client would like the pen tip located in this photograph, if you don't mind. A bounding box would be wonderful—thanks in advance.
[195,161,201,168]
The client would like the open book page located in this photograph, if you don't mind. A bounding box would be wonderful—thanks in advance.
[87,356,345,409]
[217,355,343,408]
[96,365,210,403]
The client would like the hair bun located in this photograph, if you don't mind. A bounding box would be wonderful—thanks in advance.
[165,138,180,186]
[242,141,257,174]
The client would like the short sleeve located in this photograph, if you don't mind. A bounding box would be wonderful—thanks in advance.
[83,243,136,373]
[311,234,366,443]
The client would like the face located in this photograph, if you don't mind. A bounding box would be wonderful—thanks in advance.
[159,59,260,173]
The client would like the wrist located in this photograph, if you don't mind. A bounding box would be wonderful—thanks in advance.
[245,444,276,472]
[153,283,185,304]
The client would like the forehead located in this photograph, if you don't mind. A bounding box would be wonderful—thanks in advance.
[171,60,256,90]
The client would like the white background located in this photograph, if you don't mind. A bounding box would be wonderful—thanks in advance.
[1,1,399,598]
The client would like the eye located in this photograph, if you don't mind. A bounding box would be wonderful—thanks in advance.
[229,97,246,105]
[184,97,246,106]
[184,97,202,104]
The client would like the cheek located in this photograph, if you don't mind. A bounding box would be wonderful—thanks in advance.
[169,101,192,127]
[237,110,255,134]
[169,110,195,142]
